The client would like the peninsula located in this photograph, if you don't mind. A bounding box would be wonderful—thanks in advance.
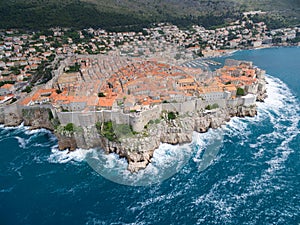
[0,52,267,172]
[0,17,283,172]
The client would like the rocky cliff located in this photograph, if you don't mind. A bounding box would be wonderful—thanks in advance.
[0,104,22,126]
[0,105,56,130]
[55,105,258,172]
[0,102,259,173]
[22,107,55,130]
[0,97,261,173]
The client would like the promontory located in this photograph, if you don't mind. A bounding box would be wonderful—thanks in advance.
[0,49,267,172]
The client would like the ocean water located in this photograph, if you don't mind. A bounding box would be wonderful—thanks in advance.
[0,47,299,225]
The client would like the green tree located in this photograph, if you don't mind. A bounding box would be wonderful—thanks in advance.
[98,92,105,97]
[65,123,74,132]
[167,111,176,120]
[236,87,245,96]
[22,86,32,93]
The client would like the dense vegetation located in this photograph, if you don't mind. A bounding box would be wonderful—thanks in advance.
[167,111,177,120]
[65,63,81,73]
[56,123,82,134]
[96,121,136,141]
[0,0,299,31]
[236,87,245,96]
[0,80,15,87]
[205,103,219,110]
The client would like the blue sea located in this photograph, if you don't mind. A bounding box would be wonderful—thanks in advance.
[1,47,299,225]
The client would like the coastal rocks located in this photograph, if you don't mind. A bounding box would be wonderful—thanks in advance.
[209,110,229,129]
[2,112,22,127]
[52,104,259,173]
[99,135,157,173]
[74,126,102,149]
[0,104,22,126]
[55,133,77,151]
[160,132,193,145]
[194,109,230,132]
[256,92,268,102]
[22,108,55,130]
[127,150,154,173]
[0,105,57,129]
[229,105,257,117]
[194,116,211,133]
[160,117,194,144]
[54,104,259,173]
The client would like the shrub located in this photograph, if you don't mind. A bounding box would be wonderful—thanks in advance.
[98,92,105,97]
[64,123,74,132]
[48,110,54,120]
[212,103,219,109]
[97,121,117,141]
[206,103,219,110]
[236,87,245,96]
[65,63,80,73]
[22,86,32,93]
[167,111,177,120]
[10,98,17,104]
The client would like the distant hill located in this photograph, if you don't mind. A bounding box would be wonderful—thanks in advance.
[0,0,299,31]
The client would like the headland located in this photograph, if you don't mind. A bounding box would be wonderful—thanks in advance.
[2,15,289,172]
[0,53,267,172]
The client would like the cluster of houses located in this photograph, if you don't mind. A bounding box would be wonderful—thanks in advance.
[0,17,299,106]
[20,54,264,118]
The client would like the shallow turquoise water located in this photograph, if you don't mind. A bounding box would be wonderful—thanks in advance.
[0,47,299,225]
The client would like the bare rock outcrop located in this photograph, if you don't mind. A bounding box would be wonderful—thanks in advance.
[54,104,259,173]
[55,132,77,151]
[22,107,55,130]
[0,104,22,126]
[2,112,22,126]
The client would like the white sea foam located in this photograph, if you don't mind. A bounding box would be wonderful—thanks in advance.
[192,129,224,173]
[24,128,52,135]
[3,122,26,130]
[15,136,27,149]
[48,146,93,164]
[0,186,15,193]
[192,75,299,222]
[193,179,236,223]
[192,171,245,220]
[86,142,193,186]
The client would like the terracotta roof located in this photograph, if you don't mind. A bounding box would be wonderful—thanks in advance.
[21,97,31,106]
[1,84,13,89]
[98,97,116,107]
[178,78,195,83]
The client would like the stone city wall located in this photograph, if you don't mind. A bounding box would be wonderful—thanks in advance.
[48,94,252,132]
[130,105,162,131]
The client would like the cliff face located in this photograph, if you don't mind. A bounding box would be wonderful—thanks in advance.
[0,111,22,126]
[55,133,78,151]
[55,105,258,172]
[0,104,22,126]
[0,101,260,173]
[0,105,56,129]
[22,108,55,130]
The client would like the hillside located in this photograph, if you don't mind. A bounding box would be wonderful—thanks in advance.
[0,0,299,31]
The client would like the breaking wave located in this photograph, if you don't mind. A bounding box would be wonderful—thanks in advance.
[86,143,193,186]
[48,146,93,164]
[191,75,300,223]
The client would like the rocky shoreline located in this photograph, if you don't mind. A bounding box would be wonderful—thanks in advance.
[0,95,265,173]
[0,57,268,173]
[0,101,262,173]
[53,104,260,173]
